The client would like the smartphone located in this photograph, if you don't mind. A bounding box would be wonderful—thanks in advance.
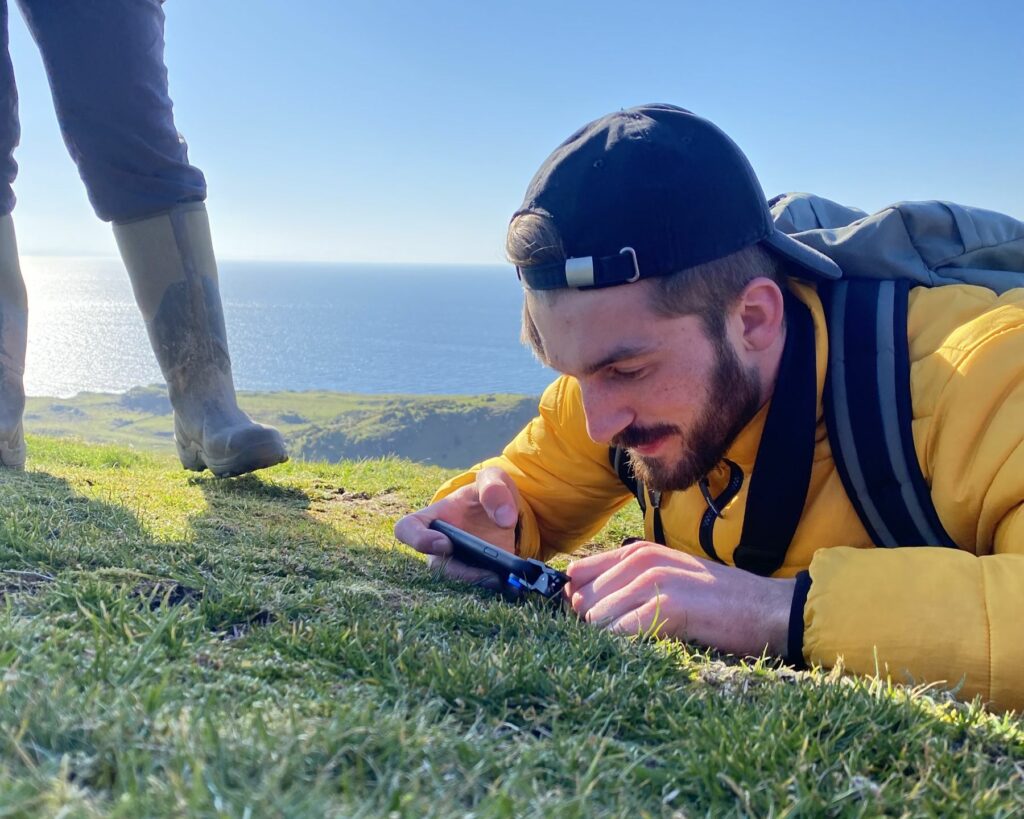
[428,519,569,600]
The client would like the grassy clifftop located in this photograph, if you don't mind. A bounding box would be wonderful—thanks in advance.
[24,387,540,469]
[0,437,1021,816]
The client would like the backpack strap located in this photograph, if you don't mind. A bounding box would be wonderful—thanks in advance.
[822,279,958,548]
[731,292,818,575]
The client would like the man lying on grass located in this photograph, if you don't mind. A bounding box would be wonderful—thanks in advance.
[394,104,1024,711]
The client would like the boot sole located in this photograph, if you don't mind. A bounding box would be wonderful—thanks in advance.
[177,437,288,478]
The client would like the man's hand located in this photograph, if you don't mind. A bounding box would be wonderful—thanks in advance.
[566,541,795,658]
[393,467,521,587]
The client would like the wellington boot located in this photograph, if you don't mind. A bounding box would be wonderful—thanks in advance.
[113,204,287,477]
[0,214,27,471]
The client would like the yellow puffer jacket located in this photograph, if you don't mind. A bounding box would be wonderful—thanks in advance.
[433,281,1024,711]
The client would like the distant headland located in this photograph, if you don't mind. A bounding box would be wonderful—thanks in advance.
[24,386,541,469]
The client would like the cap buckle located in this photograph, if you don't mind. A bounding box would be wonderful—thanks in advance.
[620,247,640,282]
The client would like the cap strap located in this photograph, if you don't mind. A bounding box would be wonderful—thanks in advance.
[518,247,641,290]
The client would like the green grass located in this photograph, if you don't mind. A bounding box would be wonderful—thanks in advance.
[0,435,1021,817]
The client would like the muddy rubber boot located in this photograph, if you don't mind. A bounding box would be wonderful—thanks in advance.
[0,214,27,470]
[113,204,287,477]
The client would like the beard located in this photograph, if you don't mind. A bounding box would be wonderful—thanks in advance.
[613,337,763,493]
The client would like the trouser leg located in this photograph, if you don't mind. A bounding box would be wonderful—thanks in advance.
[0,0,18,218]
[16,0,205,221]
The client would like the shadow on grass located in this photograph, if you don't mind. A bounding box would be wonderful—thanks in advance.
[0,469,152,575]
[188,472,312,504]
[0,463,425,640]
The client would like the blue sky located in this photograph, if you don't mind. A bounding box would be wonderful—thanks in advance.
[7,0,1024,263]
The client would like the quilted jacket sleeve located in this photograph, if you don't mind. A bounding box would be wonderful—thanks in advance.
[801,286,1024,711]
[431,376,633,560]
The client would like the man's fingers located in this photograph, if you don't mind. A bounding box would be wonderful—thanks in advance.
[565,540,658,597]
[608,598,672,638]
[570,557,648,620]
[578,572,658,625]
[393,509,453,557]
[393,470,519,581]
[476,467,519,529]
[573,557,685,625]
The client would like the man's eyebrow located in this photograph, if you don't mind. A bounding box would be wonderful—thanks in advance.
[581,344,653,376]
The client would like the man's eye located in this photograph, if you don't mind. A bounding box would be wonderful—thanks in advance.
[609,367,646,381]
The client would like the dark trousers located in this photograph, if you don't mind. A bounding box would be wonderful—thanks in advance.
[0,0,206,222]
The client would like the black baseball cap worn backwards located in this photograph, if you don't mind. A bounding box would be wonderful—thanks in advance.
[514,103,841,290]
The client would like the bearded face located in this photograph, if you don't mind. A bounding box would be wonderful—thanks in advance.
[525,278,773,496]
[615,333,763,492]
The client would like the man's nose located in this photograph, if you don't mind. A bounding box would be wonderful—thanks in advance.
[579,382,633,445]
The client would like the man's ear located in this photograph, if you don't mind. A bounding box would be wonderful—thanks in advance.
[733,277,785,352]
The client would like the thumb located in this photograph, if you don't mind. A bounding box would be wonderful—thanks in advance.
[476,467,519,529]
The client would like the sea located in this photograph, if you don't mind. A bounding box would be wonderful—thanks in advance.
[20,257,557,398]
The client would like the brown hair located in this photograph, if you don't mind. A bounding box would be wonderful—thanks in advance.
[507,212,784,359]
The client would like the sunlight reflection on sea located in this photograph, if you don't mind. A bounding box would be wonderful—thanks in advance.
[20,257,555,397]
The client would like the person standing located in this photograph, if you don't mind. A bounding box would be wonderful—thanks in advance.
[0,0,287,477]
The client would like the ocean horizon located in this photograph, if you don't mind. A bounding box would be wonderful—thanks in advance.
[19,256,556,399]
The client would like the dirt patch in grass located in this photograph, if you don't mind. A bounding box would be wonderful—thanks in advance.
[131,580,204,610]
[564,541,611,560]
[222,609,276,641]
[363,585,414,612]
[320,488,409,517]
[0,569,55,598]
